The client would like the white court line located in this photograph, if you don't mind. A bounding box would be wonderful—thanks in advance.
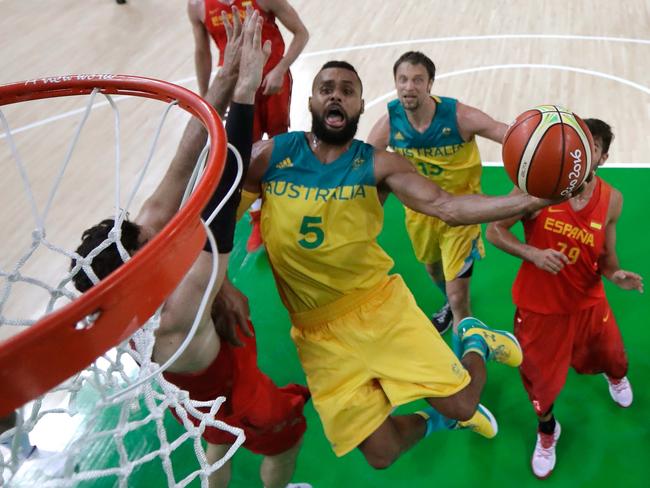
[300,34,650,58]
[3,33,649,138]
[366,63,650,109]
[364,62,650,169]
[2,35,650,170]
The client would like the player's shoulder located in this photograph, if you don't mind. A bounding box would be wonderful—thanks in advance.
[597,176,622,205]
[254,131,304,160]
[387,98,401,110]
[454,99,481,120]
[252,138,275,161]
[373,147,415,177]
[256,0,279,13]
[605,179,623,216]
[187,0,204,18]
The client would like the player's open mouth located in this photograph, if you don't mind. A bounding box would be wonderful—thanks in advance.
[325,105,346,129]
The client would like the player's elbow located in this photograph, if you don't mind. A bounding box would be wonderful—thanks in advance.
[300,27,310,45]
[433,202,464,227]
[485,223,499,244]
[445,216,464,227]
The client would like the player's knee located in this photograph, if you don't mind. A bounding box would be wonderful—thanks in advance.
[360,444,400,470]
[363,450,398,470]
[446,286,469,310]
[455,403,476,422]
[443,395,476,422]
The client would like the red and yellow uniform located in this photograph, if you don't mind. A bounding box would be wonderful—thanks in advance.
[512,177,628,415]
[204,0,291,140]
[163,321,309,454]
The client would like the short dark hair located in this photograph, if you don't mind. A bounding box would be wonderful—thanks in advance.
[393,51,436,82]
[70,218,141,293]
[583,118,614,154]
[316,60,363,94]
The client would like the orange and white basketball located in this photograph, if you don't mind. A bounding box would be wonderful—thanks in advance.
[502,105,594,199]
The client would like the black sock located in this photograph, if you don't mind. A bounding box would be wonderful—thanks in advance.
[538,415,556,435]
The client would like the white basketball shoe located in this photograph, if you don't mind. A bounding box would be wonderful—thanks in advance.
[531,421,561,479]
[604,374,633,408]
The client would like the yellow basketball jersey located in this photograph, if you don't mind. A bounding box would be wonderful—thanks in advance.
[260,132,394,313]
[388,96,482,195]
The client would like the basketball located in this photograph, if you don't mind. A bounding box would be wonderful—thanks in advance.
[502,105,594,198]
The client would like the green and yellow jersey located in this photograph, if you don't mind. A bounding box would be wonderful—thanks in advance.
[259,132,394,313]
[388,96,482,195]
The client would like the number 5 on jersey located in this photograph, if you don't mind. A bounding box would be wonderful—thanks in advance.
[298,216,324,249]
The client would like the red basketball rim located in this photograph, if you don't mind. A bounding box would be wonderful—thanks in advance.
[0,74,227,416]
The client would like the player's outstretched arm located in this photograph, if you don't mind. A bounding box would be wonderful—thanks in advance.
[157,11,268,352]
[377,150,552,226]
[199,8,271,249]
[598,189,644,292]
[259,0,309,95]
[367,113,390,150]
[188,0,213,97]
[456,102,508,143]
[485,191,569,274]
[136,9,245,234]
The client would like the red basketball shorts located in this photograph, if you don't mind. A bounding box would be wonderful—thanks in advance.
[252,70,292,141]
[163,321,309,456]
[514,298,628,416]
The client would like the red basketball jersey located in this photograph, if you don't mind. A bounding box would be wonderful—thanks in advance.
[203,0,285,74]
[513,177,611,314]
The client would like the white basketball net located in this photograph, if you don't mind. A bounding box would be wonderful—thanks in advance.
[0,84,243,487]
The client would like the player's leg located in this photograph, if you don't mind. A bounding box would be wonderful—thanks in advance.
[424,261,452,334]
[445,273,471,328]
[404,210,451,333]
[358,276,514,466]
[439,226,484,352]
[259,438,304,488]
[205,443,233,488]
[514,308,571,479]
[424,349,486,421]
[357,412,434,469]
[571,300,632,407]
[357,326,496,467]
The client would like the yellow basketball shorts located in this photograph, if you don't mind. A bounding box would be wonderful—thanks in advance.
[404,207,485,280]
[289,275,470,456]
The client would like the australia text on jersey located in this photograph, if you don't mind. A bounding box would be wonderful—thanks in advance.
[263,181,368,202]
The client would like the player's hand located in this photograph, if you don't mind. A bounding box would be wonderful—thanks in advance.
[261,64,286,95]
[610,269,644,293]
[220,6,245,77]
[531,248,569,274]
[234,8,272,101]
[211,279,253,346]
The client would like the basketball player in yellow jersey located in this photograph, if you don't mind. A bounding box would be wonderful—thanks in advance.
[232,61,554,469]
[369,51,508,345]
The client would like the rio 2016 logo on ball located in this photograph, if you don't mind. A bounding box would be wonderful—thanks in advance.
[502,105,594,199]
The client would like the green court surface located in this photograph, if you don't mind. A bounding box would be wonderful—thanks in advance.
[81,167,650,487]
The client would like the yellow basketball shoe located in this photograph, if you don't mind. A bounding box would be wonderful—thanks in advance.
[456,403,498,439]
[458,317,523,368]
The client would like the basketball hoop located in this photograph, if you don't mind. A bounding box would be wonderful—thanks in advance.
[0,75,227,417]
